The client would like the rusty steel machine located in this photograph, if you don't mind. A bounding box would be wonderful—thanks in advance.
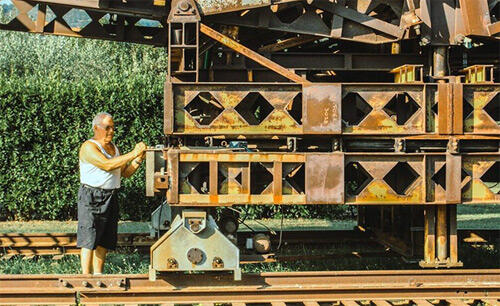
[1,0,499,280]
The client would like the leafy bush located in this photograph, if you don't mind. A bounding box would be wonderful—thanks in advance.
[0,31,166,220]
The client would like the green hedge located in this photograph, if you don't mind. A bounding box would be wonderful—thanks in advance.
[0,31,166,220]
[0,31,352,221]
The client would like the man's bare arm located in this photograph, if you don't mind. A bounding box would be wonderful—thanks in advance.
[121,154,144,178]
[80,141,145,172]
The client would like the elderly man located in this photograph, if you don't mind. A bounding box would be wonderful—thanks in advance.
[78,112,146,274]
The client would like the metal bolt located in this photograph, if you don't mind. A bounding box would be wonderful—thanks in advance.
[187,248,204,264]
[179,0,191,11]
[420,36,430,46]
[60,280,69,288]
[167,257,178,269]
[253,233,271,254]
[212,256,224,268]
[190,222,200,233]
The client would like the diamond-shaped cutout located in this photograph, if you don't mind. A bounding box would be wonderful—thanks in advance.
[383,162,419,195]
[0,1,19,25]
[483,93,499,124]
[481,162,500,194]
[342,93,373,126]
[284,164,305,194]
[184,92,224,126]
[135,18,162,27]
[463,100,474,120]
[432,166,471,190]
[235,172,242,185]
[63,8,92,29]
[431,165,446,190]
[431,103,438,115]
[99,13,111,25]
[187,163,210,194]
[27,4,38,22]
[250,162,273,194]
[383,93,420,125]
[44,6,56,25]
[217,170,228,194]
[461,168,470,181]
[235,92,274,125]
[345,162,373,196]
[286,93,303,125]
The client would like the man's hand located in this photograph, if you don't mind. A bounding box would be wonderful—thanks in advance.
[137,151,146,161]
[122,145,146,178]
[133,142,147,157]
[133,152,146,164]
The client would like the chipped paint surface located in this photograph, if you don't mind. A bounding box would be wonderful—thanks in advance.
[196,0,271,15]
[462,157,500,203]
[464,87,500,134]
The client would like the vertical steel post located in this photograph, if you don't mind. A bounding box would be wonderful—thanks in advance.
[436,205,448,261]
[434,45,448,264]
[433,47,447,79]
[423,206,436,263]
[449,204,458,263]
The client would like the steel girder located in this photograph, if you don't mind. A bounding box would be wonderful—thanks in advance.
[145,149,500,206]
[165,82,500,136]
[1,0,499,45]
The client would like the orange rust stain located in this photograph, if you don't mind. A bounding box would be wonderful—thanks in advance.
[210,195,219,203]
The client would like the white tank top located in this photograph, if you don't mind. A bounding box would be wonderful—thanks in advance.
[79,139,121,189]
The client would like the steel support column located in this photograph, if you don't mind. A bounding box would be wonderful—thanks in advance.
[420,204,462,268]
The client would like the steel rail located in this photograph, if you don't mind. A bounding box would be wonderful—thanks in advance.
[0,230,389,263]
[0,270,499,304]
[1,229,497,258]
[0,230,370,256]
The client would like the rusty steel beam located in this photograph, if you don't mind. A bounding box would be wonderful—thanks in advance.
[258,35,318,53]
[29,0,167,17]
[35,0,102,8]
[0,1,168,45]
[311,0,404,39]
[206,2,406,45]
[196,0,304,16]
[165,82,500,136]
[459,0,495,37]
[199,24,310,84]
[146,149,500,206]
[1,0,498,46]
[254,53,426,70]
[0,270,499,304]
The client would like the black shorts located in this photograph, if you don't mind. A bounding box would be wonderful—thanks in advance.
[77,184,119,250]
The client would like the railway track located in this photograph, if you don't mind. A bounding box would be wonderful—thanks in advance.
[1,229,497,262]
[0,230,387,263]
[0,269,499,305]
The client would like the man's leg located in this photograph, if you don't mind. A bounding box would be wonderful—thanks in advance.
[80,248,94,274]
[93,245,108,274]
